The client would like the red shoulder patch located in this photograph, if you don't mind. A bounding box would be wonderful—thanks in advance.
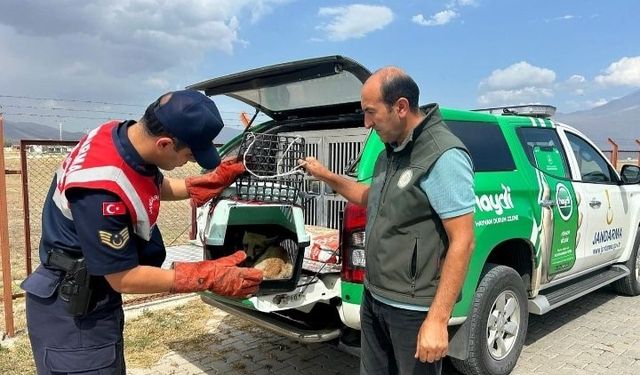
[102,202,127,216]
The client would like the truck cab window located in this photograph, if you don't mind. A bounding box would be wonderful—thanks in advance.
[565,132,615,183]
[446,121,515,172]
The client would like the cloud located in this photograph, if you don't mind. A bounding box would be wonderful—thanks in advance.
[0,0,288,106]
[594,56,640,86]
[0,1,288,55]
[316,4,394,41]
[586,98,608,108]
[558,74,588,95]
[544,14,579,22]
[413,0,472,28]
[412,10,458,27]
[477,62,556,106]
[567,75,586,84]
[480,62,556,91]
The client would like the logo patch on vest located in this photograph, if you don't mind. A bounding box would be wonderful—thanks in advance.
[98,227,130,250]
[397,169,413,189]
[102,202,127,216]
[148,194,159,215]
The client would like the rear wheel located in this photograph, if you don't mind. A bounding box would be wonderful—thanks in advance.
[452,265,528,375]
[613,228,640,296]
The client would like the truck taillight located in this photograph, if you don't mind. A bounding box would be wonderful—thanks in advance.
[341,202,367,283]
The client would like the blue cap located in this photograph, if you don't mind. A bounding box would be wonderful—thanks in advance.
[153,89,223,169]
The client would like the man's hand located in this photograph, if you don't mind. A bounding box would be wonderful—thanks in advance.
[299,156,369,206]
[171,251,263,297]
[185,159,245,207]
[415,316,449,363]
[299,157,331,180]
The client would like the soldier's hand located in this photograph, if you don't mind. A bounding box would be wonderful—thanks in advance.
[185,159,245,207]
[171,251,263,297]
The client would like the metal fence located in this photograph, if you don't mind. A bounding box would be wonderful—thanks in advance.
[1,135,203,336]
[18,139,202,275]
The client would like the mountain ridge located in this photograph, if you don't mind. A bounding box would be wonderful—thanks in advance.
[3,89,639,150]
[554,89,640,150]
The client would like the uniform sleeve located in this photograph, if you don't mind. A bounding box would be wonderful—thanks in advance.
[67,188,140,275]
[420,148,475,219]
[139,226,166,268]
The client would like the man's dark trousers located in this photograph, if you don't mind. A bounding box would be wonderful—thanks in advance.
[360,289,442,375]
[26,291,125,374]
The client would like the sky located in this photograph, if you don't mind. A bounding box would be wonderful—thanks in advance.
[0,0,639,133]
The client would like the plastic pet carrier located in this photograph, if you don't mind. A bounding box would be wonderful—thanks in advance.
[202,200,310,294]
[235,132,305,205]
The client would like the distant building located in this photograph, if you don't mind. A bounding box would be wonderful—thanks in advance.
[17,144,74,154]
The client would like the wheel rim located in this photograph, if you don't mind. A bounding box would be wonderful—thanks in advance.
[486,290,520,360]
[635,249,640,280]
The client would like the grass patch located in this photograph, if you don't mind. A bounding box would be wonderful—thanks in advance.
[0,298,32,375]
[0,299,221,373]
[124,300,219,368]
[0,332,34,375]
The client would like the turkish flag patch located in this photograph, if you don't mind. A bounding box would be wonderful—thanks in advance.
[102,202,127,216]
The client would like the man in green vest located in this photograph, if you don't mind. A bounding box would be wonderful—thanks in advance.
[301,67,475,375]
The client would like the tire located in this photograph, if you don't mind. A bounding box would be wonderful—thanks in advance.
[613,228,640,296]
[451,264,528,375]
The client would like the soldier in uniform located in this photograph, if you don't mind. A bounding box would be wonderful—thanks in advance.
[21,89,263,374]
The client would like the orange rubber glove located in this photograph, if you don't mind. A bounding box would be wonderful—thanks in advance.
[185,159,246,207]
[171,251,263,297]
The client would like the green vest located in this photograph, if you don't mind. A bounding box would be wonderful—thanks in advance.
[364,104,468,306]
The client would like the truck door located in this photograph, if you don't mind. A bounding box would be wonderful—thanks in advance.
[531,145,580,280]
[560,130,628,269]
[517,127,579,282]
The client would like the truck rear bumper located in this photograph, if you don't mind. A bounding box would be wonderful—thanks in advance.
[201,294,342,343]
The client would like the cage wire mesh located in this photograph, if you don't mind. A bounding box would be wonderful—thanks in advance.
[279,237,299,267]
[236,132,306,204]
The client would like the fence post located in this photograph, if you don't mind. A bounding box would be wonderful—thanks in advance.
[20,140,33,275]
[0,114,15,337]
[607,138,618,169]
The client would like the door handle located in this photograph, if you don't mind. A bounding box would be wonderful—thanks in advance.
[589,200,602,208]
[540,199,556,208]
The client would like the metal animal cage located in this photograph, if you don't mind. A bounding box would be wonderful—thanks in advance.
[236,132,305,204]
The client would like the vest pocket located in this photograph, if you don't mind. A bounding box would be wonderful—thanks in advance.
[410,238,419,296]
[412,236,440,299]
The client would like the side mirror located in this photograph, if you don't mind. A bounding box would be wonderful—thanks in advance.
[621,164,640,184]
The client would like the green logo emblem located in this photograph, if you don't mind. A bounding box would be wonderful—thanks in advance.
[556,183,573,221]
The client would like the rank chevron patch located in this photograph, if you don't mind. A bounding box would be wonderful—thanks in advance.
[98,227,130,250]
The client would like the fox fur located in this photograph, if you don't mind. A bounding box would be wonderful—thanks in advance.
[253,245,293,280]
